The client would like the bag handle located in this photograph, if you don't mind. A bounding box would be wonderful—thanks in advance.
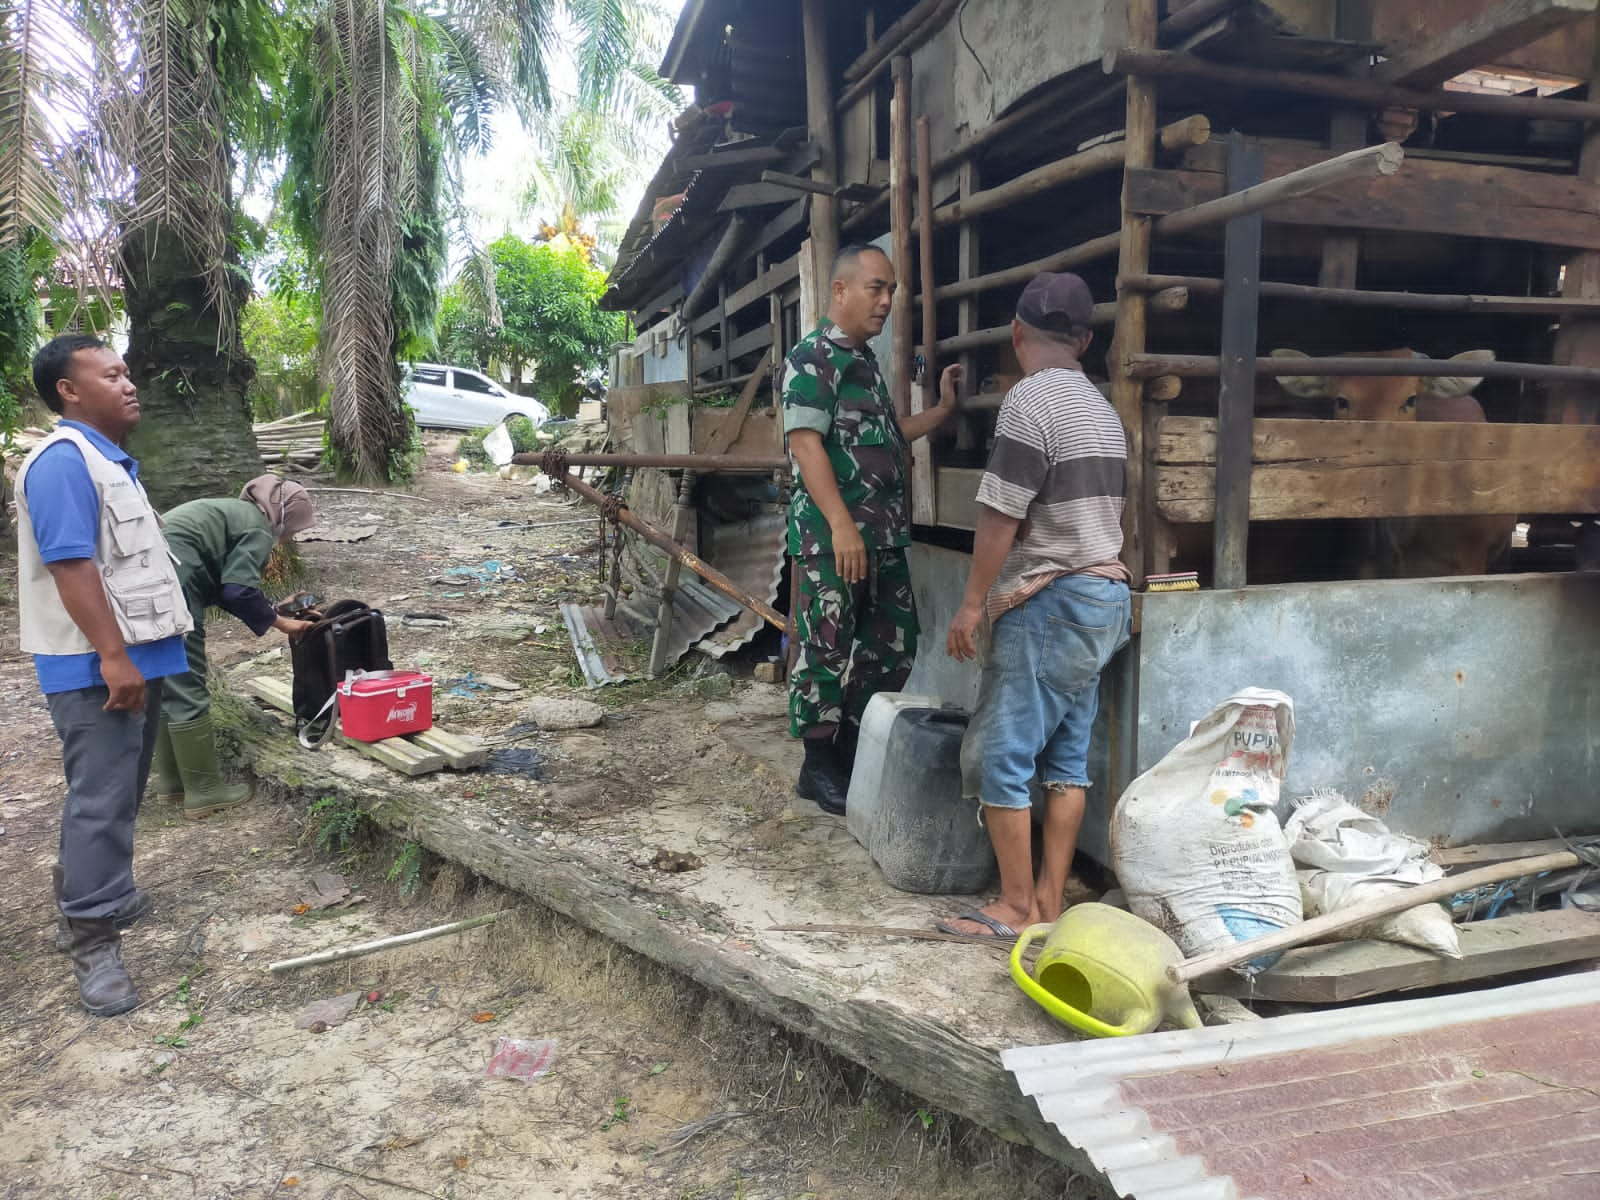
[296,668,376,751]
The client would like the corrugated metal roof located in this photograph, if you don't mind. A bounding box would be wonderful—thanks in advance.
[1003,970,1600,1200]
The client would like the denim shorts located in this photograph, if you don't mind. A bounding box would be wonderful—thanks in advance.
[960,575,1132,809]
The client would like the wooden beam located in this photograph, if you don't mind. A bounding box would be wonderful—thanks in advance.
[1212,135,1264,590]
[1433,837,1595,868]
[1144,142,1404,237]
[720,182,804,212]
[954,161,981,457]
[802,0,839,284]
[676,145,791,171]
[1111,0,1161,585]
[1109,46,1600,123]
[1196,909,1600,1004]
[1152,415,1600,521]
[934,288,1188,355]
[1374,0,1598,89]
[1158,0,1246,44]
[1120,272,1600,316]
[1131,353,1600,385]
[933,143,1401,305]
[836,0,959,111]
[889,56,915,419]
[922,116,1211,231]
[726,323,774,362]
[1134,143,1600,251]
[1549,34,1600,424]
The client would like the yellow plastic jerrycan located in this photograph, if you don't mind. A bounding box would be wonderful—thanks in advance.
[1009,903,1204,1038]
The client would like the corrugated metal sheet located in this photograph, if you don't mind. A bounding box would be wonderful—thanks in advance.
[1003,970,1600,1200]
[696,512,786,658]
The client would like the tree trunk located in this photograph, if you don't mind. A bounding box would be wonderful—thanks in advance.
[122,227,264,510]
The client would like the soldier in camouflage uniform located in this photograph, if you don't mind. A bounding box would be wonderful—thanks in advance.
[784,244,960,815]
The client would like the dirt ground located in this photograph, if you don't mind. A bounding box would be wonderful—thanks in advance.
[0,436,1086,1200]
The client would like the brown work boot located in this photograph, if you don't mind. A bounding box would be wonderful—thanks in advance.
[52,864,153,952]
[66,918,141,1016]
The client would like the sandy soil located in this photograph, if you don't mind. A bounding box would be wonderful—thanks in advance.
[0,436,1087,1200]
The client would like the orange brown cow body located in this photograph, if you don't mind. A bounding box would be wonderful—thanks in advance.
[1272,348,1516,578]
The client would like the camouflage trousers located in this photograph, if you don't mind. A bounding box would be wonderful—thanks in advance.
[789,548,919,739]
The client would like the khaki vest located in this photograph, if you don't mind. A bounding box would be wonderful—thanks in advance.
[14,426,194,655]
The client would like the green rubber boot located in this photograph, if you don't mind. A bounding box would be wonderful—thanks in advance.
[151,720,184,805]
[168,715,251,821]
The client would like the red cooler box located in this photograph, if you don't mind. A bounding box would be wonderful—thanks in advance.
[339,671,434,742]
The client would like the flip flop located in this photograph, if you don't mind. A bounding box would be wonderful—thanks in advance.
[934,909,1019,939]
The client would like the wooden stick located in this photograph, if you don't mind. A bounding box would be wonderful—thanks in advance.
[913,114,938,525]
[1154,141,1403,237]
[889,56,915,419]
[1158,0,1246,43]
[934,288,1188,355]
[268,912,502,974]
[1171,850,1584,984]
[837,0,959,110]
[1109,46,1600,124]
[1119,272,1600,316]
[923,116,1210,231]
[1127,352,1600,385]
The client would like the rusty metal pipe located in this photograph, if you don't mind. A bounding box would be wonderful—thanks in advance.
[553,469,787,631]
[511,451,789,473]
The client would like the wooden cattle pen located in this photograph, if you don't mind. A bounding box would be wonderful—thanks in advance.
[595,0,1600,853]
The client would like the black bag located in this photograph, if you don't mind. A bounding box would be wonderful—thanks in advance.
[290,600,392,746]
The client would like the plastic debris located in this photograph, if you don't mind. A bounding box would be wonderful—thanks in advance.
[484,1037,557,1083]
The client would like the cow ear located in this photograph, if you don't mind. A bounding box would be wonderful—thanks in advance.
[1269,349,1335,399]
[1420,349,1495,397]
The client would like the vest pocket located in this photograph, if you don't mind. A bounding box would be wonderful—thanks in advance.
[105,577,184,641]
[105,495,160,558]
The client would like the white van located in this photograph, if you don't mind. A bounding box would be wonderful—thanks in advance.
[401,364,551,431]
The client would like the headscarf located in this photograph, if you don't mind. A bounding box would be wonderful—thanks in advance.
[240,474,316,539]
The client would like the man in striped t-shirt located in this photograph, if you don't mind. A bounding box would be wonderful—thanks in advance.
[937,272,1133,940]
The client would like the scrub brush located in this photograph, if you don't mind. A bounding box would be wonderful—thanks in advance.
[1145,571,1199,593]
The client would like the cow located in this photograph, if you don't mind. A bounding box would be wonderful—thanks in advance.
[1270,348,1516,578]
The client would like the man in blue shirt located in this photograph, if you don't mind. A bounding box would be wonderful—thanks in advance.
[15,334,192,1016]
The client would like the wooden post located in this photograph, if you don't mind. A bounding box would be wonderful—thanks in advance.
[889,55,915,419]
[911,115,938,525]
[1549,32,1600,425]
[648,471,698,678]
[1212,134,1265,591]
[802,0,839,297]
[1110,0,1160,585]
[955,161,981,454]
[1320,0,1372,289]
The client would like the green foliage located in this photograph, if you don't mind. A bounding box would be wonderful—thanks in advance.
[0,229,56,443]
[309,794,366,859]
[387,839,426,897]
[242,224,321,421]
[441,235,625,418]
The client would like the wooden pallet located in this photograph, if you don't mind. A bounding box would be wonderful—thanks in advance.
[242,677,487,776]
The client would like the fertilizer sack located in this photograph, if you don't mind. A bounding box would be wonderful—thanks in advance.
[1288,790,1461,958]
[1110,688,1303,975]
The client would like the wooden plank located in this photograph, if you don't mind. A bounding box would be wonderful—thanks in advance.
[1121,271,1600,317]
[1132,142,1600,250]
[723,256,800,319]
[241,676,446,776]
[1374,0,1597,89]
[1212,135,1264,590]
[705,348,775,457]
[1196,909,1600,1004]
[910,115,937,527]
[676,144,790,171]
[934,467,983,531]
[1152,416,1600,521]
[727,323,774,362]
[1433,837,1591,869]
[410,727,487,770]
[954,160,981,463]
[889,56,914,419]
[801,0,839,279]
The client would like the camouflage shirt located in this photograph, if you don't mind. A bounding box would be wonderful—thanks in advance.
[782,320,909,556]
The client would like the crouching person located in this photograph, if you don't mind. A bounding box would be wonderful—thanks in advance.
[156,475,318,819]
[939,274,1132,939]
[17,335,194,1015]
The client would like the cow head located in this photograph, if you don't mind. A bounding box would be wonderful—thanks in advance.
[1270,348,1495,420]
